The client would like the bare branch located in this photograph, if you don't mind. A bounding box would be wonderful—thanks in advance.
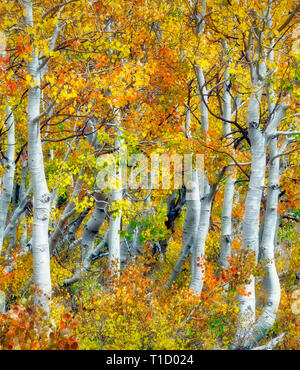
[278,2,300,32]
[252,332,286,350]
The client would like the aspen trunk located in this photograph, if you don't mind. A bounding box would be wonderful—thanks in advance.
[167,170,200,287]
[25,0,52,313]
[233,57,288,347]
[189,178,211,293]
[19,161,29,253]
[49,171,84,255]
[219,172,235,270]
[0,291,5,314]
[108,109,123,277]
[108,187,122,277]
[234,63,267,346]
[28,87,52,312]
[219,60,235,271]
[234,126,266,347]
[245,136,281,348]
[81,191,106,252]
[0,107,15,254]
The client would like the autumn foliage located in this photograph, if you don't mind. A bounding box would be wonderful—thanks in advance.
[0,305,78,350]
[0,0,299,351]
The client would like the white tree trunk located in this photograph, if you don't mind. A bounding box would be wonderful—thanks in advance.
[195,66,209,132]
[28,90,52,312]
[0,291,5,314]
[25,0,52,313]
[219,57,236,271]
[234,128,266,347]
[233,52,288,346]
[245,136,281,348]
[234,64,267,346]
[108,190,122,277]
[3,185,32,243]
[167,170,200,287]
[188,59,209,293]
[19,161,29,253]
[108,109,122,277]
[189,178,211,293]
[219,172,235,270]
[0,107,15,254]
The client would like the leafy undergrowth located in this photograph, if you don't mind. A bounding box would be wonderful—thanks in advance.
[0,306,79,350]
[0,226,298,350]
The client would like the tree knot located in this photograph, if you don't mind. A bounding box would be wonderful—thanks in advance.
[40,193,51,203]
[249,121,259,129]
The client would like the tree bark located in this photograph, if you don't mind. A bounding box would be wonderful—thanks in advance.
[167,171,201,287]
[49,170,84,255]
[81,191,107,252]
[0,107,15,254]
[233,63,267,347]
[219,54,236,271]
[245,136,281,348]
[25,0,52,313]
[108,108,123,277]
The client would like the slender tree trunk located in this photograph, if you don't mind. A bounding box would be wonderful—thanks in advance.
[19,161,29,253]
[219,172,235,270]
[63,231,108,286]
[28,92,52,312]
[3,185,32,243]
[189,7,210,291]
[108,109,123,277]
[67,207,91,243]
[167,97,201,287]
[219,56,236,271]
[5,182,18,261]
[108,187,122,277]
[189,62,209,293]
[234,124,266,348]
[167,171,200,287]
[0,107,15,254]
[195,66,209,132]
[0,291,5,314]
[233,54,288,346]
[49,170,84,255]
[245,136,281,348]
[189,178,212,293]
[81,191,107,252]
[25,0,52,313]
[233,63,267,347]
